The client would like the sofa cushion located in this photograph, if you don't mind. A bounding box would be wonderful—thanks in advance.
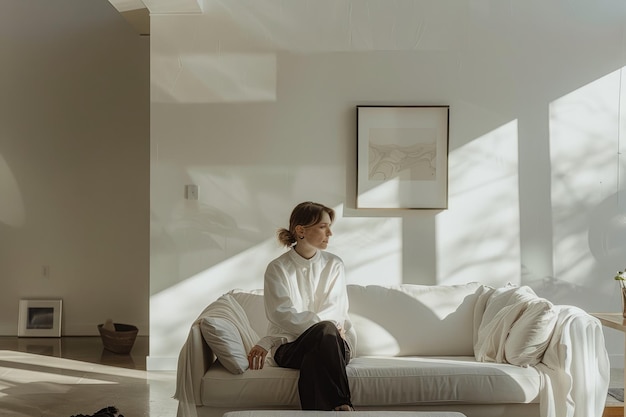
[202,361,301,408]
[348,356,541,406]
[200,317,249,374]
[230,289,267,337]
[197,292,260,375]
[201,356,541,407]
[505,298,557,366]
[347,283,482,357]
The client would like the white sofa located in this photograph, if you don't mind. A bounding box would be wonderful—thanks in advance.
[175,282,610,417]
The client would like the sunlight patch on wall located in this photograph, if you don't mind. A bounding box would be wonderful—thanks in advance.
[550,69,624,288]
[149,164,291,296]
[0,153,25,228]
[150,163,403,294]
[436,121,520,287]
[151,53,276,103]
[149,238,280,366]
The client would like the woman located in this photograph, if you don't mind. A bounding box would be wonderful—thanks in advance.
[247,201,356,411]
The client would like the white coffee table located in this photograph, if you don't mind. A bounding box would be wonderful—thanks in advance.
[223,411,466,417]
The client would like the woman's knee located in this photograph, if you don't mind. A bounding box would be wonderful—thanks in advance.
[319,320,337,330]
[309,321,340,339]
[314,321,340,336]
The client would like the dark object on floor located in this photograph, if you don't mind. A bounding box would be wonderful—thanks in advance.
[97,323,139,354]
[609,388,624,402]
[70,406,124,417]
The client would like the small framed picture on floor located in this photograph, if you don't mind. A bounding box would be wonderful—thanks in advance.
[18,299,62,337]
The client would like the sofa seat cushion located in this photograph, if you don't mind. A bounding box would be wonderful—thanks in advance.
[348,356,541,406]
[202,361,301,408]
[201,356,541,408]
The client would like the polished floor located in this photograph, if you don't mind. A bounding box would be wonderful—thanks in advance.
[0,336,177,417]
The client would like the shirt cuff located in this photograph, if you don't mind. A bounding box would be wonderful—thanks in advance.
[256,335,287,353]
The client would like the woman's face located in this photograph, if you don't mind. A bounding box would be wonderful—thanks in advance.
[300,211,333,251]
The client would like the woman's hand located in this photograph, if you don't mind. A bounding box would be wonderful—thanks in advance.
[247,345,268,370]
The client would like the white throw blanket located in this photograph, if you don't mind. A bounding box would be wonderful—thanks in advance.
[474,297,531,362]
[474,285,609,417]
[474,285,546,363]
[537,305,610,417]
[174,293,259,417]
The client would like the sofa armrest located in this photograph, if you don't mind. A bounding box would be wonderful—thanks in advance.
[188,322,215,404]
[175,322,216,410]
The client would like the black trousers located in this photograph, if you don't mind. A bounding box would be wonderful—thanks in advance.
[273,321,352,410]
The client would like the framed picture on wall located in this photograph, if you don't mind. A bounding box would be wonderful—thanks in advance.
[18,299,62,337]
[356,105,449,209]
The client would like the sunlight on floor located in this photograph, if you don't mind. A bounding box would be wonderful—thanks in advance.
[0,348,177,417]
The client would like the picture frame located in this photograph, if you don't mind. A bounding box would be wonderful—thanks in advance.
[356,105,450,209]
[18,299,62,337]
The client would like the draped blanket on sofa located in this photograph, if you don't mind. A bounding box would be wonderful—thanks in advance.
[472,284,610,417]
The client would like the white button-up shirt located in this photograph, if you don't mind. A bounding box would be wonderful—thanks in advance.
[257,247,355,355]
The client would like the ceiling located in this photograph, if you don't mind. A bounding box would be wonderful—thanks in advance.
[108,0,480,52]
[107,0,151,35]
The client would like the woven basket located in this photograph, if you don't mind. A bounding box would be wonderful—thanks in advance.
[97,323,138,354]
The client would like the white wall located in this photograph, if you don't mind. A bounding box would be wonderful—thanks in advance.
[148,1,626,369]
[0,1,150,335]
[148,0,626,370]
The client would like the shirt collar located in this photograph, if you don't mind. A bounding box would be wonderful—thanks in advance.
[289,246,321,267]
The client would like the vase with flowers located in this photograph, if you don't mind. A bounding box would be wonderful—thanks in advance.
[615,268,626,317]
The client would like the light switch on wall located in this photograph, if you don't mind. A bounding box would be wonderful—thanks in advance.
[185,184,199,200]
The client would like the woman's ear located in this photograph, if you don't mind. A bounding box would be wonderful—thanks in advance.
[294,225,304,237]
